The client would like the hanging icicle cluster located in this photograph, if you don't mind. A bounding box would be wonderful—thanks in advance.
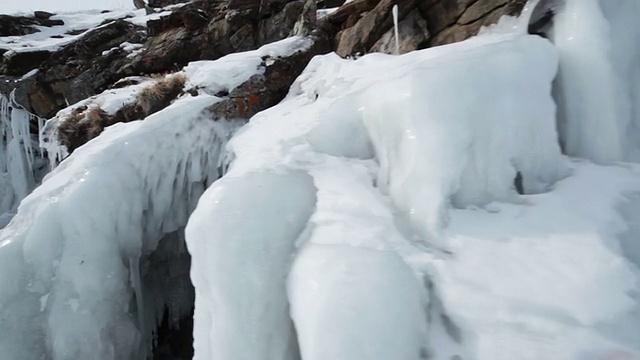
[0,92,48,223]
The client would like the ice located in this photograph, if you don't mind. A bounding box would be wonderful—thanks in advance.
[361,35,568,243]
[186,33,573,359]
[3,2,640,359]
[38,77,153,169]
[552,0,640,162]
[0,94,234,359]
[288,245,429,360]
[0,93,46,224]
[186,170,317,360]
[183,37,314,96]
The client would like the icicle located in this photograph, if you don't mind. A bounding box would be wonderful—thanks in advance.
[392,5,400,55]
[552,0,632,162]
[0,91,49,221]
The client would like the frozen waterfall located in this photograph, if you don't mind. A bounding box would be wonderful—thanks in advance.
[0,95,233,360]
[0,93,47,227]
[553,0,640,162]
[1,1,640,360]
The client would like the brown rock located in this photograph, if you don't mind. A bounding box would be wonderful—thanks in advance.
[208,35,331,120]
[0,50,51,76]
[458,0,509,24]
[369,9,429,54]
[328,0,379,25]
[335,0,414,56]
[418,0,475,35]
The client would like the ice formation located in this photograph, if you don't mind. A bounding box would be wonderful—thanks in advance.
[0,36,317,360]
[552,0,640,162]
[1,1,640,360]
[185,31,606,360]
[0,94,234,359]
[0,93,47,227]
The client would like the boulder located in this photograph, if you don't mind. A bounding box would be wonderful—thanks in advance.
[208,35,331,120]
[0,50,51,76]
[55,34,331,153]
[428,0,526,46]
[0,14,64,37]
[24,19,146,117]
[33,11,55,20]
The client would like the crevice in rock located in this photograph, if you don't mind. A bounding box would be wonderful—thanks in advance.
[152,307,194,360]
[135,230,196,360]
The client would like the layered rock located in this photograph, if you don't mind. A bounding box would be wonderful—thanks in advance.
[328,0,530,56]
[1,0,322,120]
[0,12,63,37]
[1,0,551,160]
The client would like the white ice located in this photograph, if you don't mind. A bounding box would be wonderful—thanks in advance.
[552,0,640,162]
[0,94,233,359]
[186,31,618,360]
[2,2,640,360]
[0,93,46,226]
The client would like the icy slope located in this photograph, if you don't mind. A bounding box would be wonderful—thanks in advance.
[430,161,640,359]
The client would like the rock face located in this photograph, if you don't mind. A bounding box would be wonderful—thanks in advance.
[0,14,64,37]
[1,0,323,119]
[207,35,330,121]
[1,0,541,156]
[54,35,329,152]
[328,0,528,56]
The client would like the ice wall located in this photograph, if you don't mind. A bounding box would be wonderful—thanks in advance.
[186,32,569,360]
[0,93,45,224]
[0,94,233,360]
[552,0,640,162]
[362,35,568,242]
[186,170,317,360]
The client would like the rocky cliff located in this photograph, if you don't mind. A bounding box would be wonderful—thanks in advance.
[1,0,554,123]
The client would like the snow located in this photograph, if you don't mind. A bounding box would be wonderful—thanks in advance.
[361,36,567,243]
[0,37,313,359]
[289,245,429,360]
[2,0,133,14]
[424,161,640,359]
[0,9,148,54]
[183,37,314,96]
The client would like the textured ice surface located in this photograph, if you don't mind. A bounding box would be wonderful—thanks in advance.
[0,95,232,360]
